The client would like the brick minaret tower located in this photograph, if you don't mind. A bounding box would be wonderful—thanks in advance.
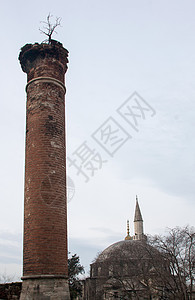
[19,40,70,299]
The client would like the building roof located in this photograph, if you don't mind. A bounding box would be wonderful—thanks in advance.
[95,239,156,263]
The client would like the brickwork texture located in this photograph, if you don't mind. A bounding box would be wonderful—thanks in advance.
[19,40,70,299]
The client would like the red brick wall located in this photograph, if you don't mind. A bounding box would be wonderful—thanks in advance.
[19,42,69,277]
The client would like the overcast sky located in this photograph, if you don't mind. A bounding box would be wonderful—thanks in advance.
[0,0,195,280]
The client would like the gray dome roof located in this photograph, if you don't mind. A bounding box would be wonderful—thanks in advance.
[95,240,156,263]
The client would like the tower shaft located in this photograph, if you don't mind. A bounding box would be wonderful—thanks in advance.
[133,196,146,241]
[19,41,70,299]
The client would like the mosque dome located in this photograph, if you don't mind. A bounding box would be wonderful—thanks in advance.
[96,239,153,263]
[84,197,164,300]
[90,239,159,280]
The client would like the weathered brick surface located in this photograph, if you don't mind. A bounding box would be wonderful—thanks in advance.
[19,41,69,278]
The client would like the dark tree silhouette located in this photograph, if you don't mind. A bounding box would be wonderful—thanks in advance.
[39,13,61,43]
[149,225,195,300]
[68,253,85,300]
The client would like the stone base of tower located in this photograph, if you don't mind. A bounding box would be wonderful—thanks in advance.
[20,276,70,300]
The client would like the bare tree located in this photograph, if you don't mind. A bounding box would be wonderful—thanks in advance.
[148,225,195,300]
[39,13,61,44]
[0,272,15,284]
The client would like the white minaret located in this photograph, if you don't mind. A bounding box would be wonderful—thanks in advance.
[133,196,147,241]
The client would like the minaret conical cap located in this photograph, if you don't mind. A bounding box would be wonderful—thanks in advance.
[134,195,143,222]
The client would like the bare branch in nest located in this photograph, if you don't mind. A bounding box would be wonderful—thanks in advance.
[39,13,62,44]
